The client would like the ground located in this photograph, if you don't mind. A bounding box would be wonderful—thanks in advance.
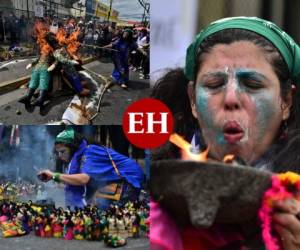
[0,58,150,124]
[0,234,149,250]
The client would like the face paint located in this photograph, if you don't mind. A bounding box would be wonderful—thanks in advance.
[195,67,279,149]
[193,41,285,163]
[195,77,227,147]
[235,68,278,140]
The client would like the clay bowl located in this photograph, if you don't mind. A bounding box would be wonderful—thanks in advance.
[150,160,272,228]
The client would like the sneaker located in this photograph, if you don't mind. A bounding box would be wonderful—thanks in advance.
[121,84,128,89]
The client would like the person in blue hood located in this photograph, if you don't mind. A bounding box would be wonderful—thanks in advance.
[39,127,145,209]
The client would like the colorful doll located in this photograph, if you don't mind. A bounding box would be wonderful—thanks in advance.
[63,215,74,240]
[1,220,26,237]
[104,234,127,247]
[108,215,117,236]
[91,216,101,241]
[52,215,63,238]
[100,214,109,241]
[138,208,147,234]
[73,215,85,240]
[34,215,45,237]
[124,213,132,237]
[44,216,53,237]
[116,214,127,238]
[131,212,140,238]
[17,209,31,234]
[19,21,55,107]
[83,213,93,240]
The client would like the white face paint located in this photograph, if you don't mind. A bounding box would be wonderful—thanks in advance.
[192,41,289,164]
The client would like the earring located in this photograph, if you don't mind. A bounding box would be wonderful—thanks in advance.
[280,120,288,140]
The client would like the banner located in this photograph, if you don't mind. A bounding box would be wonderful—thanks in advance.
[94,1,119,22]
[86,0,93,15]
[34,4,44,18]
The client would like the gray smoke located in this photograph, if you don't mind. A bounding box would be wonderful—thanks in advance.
[0,125,65,207]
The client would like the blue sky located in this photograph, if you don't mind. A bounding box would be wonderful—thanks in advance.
[100,0,149,21]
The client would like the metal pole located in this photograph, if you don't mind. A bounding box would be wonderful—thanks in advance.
[27,0,29,19]
[107,0,113,22]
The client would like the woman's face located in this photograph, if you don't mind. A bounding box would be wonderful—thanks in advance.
[191,41,291,164]
[123,31,129,39]
[55,144,71,163]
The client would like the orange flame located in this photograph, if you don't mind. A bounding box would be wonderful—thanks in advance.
[34,21,52,56]
[169,133,235,163]
[55,28,81,58]
[67,30,81,57]
[223,154,235,163]
[169,133,209,161]
[56,28,68,46]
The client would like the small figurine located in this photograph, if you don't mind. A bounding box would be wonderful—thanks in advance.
[52,215,63,238]
[63,215,74,240]
[104,234,127,248]
[73,215,85,240]
[131,212,140,238]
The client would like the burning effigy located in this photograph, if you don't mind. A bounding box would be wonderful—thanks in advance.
[18,20,55,107]
[150,133,300,250]
[18,20,90,109]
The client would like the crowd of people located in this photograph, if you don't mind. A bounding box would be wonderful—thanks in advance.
[0,199,149,247]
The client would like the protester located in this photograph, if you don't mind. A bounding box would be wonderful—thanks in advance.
[151,16,300,249]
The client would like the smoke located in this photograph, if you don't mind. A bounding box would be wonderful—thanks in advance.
[0,126,54,179]
[0,125,65,207]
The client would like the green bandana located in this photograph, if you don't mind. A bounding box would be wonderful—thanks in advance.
[185,17,300,84]
[124,28,133,35]
[55,127,75,145]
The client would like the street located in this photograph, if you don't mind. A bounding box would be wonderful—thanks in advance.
[0,58,150,124]
[0,234,149,250]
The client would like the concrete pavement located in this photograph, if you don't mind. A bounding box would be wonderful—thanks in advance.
[0,58,150,124]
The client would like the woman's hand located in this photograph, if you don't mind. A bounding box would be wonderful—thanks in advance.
[37,170,54,182]
[272,199,300,249]
[26,63,32,70]
[47,64,56,72]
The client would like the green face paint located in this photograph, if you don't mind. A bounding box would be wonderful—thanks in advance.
[195,67,280,155]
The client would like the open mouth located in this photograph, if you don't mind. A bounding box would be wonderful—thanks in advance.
[223,121,244,144]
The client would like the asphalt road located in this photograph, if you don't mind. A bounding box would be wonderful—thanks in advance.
[0,234,149,250]
[0,58,150,125]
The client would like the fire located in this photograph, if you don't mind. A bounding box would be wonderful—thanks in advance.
[55,28,81,58]
[223,154,235,163]
[56,28,68,46]
[169,133,209,161]
[67,30,81,57]
[169,133,235,163]
[34,21,52,56]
